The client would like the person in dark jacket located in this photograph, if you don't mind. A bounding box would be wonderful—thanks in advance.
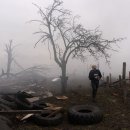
[89,65,102,102]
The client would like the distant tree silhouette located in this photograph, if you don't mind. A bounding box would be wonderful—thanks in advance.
[1,40,21,78]
[5,40,14,78]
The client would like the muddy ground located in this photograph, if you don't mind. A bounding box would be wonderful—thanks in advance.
[15,86,130,130]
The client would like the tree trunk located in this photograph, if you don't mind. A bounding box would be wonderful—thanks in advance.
[6,53,12,78]
[60,64,68,94]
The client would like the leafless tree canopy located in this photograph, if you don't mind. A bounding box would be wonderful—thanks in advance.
[31,0,123,93]
[32,0,123,65]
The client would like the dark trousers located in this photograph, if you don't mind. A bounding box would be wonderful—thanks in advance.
[91,80,99,99]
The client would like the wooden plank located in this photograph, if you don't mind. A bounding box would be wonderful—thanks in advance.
[0,110,49,115]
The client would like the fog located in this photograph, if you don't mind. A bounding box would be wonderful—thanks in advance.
[0,0,130,83]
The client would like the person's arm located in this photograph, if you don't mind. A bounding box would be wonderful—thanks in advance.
[89,70,93,80]
[98,70,102,79]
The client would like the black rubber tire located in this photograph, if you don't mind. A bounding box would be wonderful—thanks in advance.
[0,116,12,130]
[13,97,33,110]
[1,95,15,102]
[31,110,63,126]
[15,91,33,99]
[0,116,12,127]
[68,105,103,125]
[32,100,47,110]
[0,104,15,120]
[0,104,11,111]
[0,97,17,109]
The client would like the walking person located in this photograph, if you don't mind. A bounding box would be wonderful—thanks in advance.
[89,65,102,102]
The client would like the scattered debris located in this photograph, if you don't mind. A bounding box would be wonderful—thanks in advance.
[46,103,57,108]
[107,98,117,103]
[45,103,62,111]
[24,90,35,94]
[26,97,40,103]
[45,106,63,111]
[112,93,119,96]
[56,96,68,100]
[21,114,34,121]
[42,91,53,98]
[52,78,60,82]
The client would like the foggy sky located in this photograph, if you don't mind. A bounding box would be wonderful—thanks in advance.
[0,0,130,78]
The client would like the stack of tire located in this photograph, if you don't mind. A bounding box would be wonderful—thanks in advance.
[0,91,35,130]
[0,102,14,130]
[29,100,64,126]
[0,92,103,127]
[30,110,63,126]
[0,91,33,110]
[0,116,12,130]
[0,91,64,127]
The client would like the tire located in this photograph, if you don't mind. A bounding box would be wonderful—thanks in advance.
[0,104,11,111]
[31,110,63,126]
[13,98,33,110]
[1,95,15,102]
[15,91,33,99]
[0,116,12,130]
[32,100,47,110]
[68,105,103,125]
[0,97,17,109]
[0,104,14,120]
[0,116,12,127]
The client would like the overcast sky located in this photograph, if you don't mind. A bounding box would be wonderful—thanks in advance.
[0,0,130,77]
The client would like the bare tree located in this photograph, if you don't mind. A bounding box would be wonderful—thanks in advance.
[2,40,20,78]
[5,40,14,78]
[32,0,123,93]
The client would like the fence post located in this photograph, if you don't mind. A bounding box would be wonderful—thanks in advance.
[119,75,122,87]
[122,62,126,81]
[109,73,112,84]
[122,62,127,103]
[106,76,109,87]
[129,71,130,84]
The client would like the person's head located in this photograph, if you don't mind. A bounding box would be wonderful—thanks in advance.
[92,65,96,70]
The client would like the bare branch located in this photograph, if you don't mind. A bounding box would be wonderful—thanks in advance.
[34,36,45,48]
[31,0,124,93]
[32,3,47,18]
